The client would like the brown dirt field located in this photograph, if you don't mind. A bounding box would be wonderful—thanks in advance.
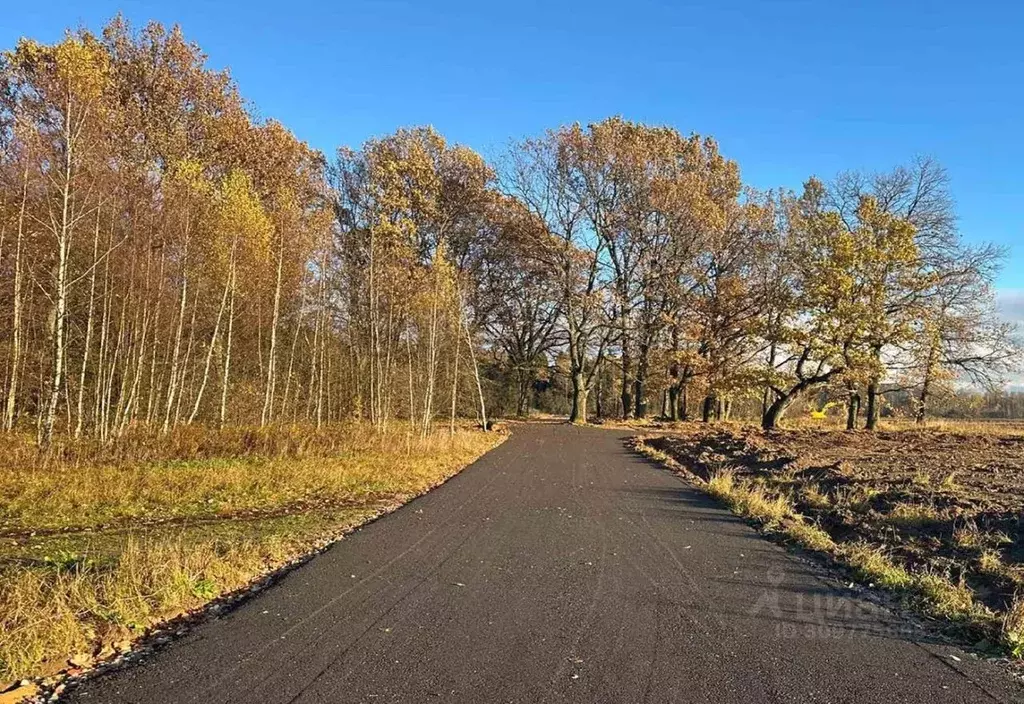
[643,422,1024,638]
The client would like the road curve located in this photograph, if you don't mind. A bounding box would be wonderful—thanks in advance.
[66,422,1023,703]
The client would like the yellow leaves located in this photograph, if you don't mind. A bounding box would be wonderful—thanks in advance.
[429,240,459,309]
[4,38,44,71]
[362,127,447,249]
[9,33,111,104]
[52,35,110,100]
[344,126,493,270]
[854,195,920,266]
[213,169,272,262]
[167,158,211,195]
[783,178,933,388]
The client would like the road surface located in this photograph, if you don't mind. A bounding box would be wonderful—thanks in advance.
[66,423,1023,703]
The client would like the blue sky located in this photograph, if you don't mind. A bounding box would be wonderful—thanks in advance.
[4,0,1022,294]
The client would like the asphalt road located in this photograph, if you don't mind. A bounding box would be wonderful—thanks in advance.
[66,423,1024,703]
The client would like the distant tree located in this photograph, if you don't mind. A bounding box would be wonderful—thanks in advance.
[504,128,612,423]
[474,196,561,416]
[911,244,1019,422]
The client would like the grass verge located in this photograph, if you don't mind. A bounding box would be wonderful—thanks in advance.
[0,422,505,691]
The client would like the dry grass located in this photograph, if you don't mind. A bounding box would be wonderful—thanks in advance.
[842,542,914,591]
[707,469,792,528]
[798,483,832,510]
[785,518,838,553]
[1,533,297,684]
[0,421,438,469]
[635,440,837,555]
[1003,594,1024,657]
[0,422,504,687]
[836,484,882,513]
[783,416,1024,437]
[841,541,990,625]
[610,414,1024,438]
[953,520,985,549]
[908,419,1024,437]
[887,502,945,526]
[0,422,492,533]
[704,468,735,500]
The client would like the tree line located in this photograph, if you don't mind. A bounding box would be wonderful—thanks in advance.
[0,19,1018,446]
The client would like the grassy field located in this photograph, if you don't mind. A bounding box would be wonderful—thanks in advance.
[630,419,1024,657]
[0,423,504,689]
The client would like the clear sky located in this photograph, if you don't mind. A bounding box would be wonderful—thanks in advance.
[3,0,1022,295]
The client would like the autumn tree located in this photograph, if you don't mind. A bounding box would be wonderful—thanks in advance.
[475,195,561,416]
[761,180,918,429]
[0,19,1015,439]
[0,19,333,443]
[333,127,494,432]
[827,157,963,428]
[688,193,777,422]
[2,33,115,445]
[504,127,614,423]
[910,245,1018,422]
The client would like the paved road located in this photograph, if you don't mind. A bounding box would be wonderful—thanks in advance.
[67,423,1023,703]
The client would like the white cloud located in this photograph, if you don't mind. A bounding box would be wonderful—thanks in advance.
[996,289,1024,390]
[998,288,1024,325]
